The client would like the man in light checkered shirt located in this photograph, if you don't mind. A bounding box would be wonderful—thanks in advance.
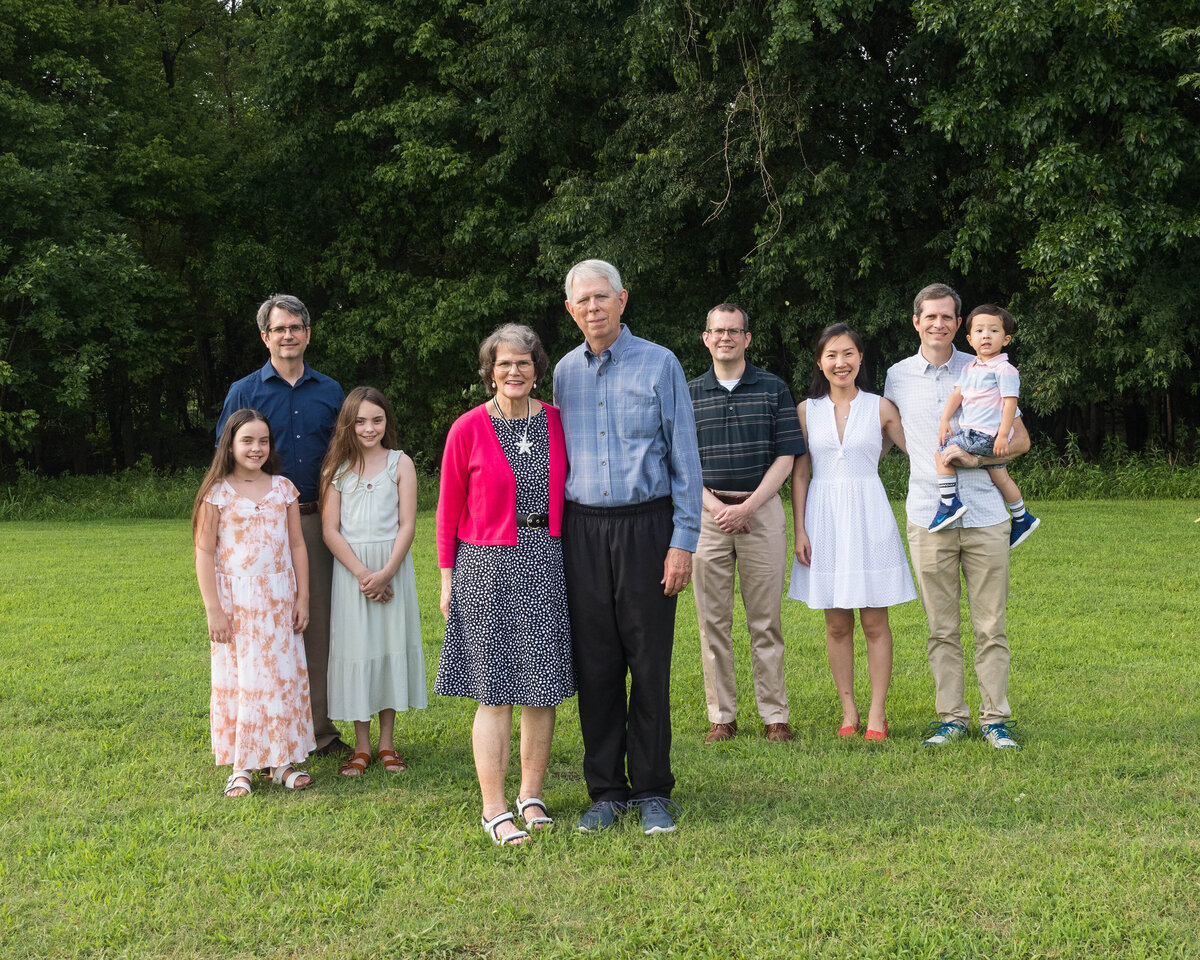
[883,284,1030,751]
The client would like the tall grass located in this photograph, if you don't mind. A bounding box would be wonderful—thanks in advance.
[0,457,442,520]
[4,442,1198,521]
[876,436,1200,500]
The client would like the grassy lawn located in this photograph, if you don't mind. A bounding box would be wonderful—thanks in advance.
[1,501,1198,959]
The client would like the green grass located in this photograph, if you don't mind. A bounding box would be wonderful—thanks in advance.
[2,502,1199,958]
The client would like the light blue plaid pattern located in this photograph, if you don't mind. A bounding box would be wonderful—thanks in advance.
[554,325,702,552]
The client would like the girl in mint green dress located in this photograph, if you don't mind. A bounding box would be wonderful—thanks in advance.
[320,387,426,776]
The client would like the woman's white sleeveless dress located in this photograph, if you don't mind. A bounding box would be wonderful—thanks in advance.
[788,392,917,610]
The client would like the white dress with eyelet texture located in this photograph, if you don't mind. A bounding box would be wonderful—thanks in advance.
[788,392,917,610]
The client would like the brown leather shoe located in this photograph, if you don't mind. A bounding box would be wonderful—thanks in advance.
[765,722,794,743]
[704,720,737,744]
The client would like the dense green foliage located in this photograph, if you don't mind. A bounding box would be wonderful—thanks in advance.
[3,0,1199,474]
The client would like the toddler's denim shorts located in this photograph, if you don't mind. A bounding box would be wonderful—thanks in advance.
[940,428,1005,469]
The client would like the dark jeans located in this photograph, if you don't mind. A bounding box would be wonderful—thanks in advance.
[563,498,677,802]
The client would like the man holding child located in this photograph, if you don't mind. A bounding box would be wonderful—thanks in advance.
[884,283,1030,750]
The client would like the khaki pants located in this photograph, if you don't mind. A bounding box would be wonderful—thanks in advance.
[692,494,789,725]
[906,521,1011,726]
[301,510,340,749]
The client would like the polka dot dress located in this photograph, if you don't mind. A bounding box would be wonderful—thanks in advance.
[434,408,575,706]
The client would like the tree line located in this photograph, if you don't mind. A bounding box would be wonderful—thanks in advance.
[3,0,1199,477]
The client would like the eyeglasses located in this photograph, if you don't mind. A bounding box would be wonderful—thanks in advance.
[706,327,747,338]
[495,360,534,373]
[267,324,307,337]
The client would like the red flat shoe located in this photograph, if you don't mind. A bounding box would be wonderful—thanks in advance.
[837,721,861,738]
[864,722,889,742]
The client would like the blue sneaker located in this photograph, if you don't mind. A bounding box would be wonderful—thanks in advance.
[631,797,681,834]
[1009,513,1040,549]
[922,719,968,746]
[981,720,1020,750]
[929,496,967,532]
[577,800,627,833]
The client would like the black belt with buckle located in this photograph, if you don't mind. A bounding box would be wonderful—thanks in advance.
[298,501,319,516]
[516,513,550,528]
[713,492,750,506]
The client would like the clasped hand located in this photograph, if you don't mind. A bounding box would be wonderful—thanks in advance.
[358,568,394,603]
[712,502,752,534]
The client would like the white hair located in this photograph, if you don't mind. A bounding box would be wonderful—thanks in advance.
[564,259,624,301]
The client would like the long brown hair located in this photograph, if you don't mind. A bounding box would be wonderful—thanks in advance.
[807,323,871,399]
[319,386,398,506]
[192,409,280,538]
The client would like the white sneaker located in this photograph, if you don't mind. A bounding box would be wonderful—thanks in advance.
[981,721,1020,749]
[922,719,968,746]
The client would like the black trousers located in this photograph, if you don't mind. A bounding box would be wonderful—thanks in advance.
[563,498,677,802]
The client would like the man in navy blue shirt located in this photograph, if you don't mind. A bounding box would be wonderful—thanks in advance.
[217,294,350,757]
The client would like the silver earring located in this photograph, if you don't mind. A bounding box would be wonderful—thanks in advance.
[491,381,496,390]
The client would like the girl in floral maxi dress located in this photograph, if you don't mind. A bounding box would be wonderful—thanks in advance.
[193,408,317,797]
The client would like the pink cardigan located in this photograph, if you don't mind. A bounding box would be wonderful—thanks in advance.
[436,402,567,568]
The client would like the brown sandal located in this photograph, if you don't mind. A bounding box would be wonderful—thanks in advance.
[339,752,371,777]
[377,748,407,773]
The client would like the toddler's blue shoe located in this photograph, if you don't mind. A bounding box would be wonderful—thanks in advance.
[1009,513,1040,549]
[929,496,967,532]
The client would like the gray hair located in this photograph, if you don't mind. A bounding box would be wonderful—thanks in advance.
[564,259,624,301]
[912,283,961,318]
[256,294,311,333]
[477,323,550,394]
[706,303,749,331]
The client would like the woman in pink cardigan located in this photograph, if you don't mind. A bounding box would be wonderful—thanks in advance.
[435,323,574,846]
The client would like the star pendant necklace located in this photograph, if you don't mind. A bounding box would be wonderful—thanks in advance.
[493,396,533,454]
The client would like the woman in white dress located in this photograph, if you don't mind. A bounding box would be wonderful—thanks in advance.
[789,324,915,741]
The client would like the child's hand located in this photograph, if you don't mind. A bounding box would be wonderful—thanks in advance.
[993,436,1009,457]
[938,422,951,445]
[794,532,812,567]
[363,585,392,603]
[207,609,232,645]
[292,599,309,633]
[359,568,393,596]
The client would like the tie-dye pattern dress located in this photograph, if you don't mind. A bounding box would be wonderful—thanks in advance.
[205,475,316,770]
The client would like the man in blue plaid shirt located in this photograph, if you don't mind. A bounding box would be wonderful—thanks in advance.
[554,259,703,835]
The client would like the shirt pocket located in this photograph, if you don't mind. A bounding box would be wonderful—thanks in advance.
[625,395,661,439]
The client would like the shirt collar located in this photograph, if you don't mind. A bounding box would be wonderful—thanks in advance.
[700,361,759,391]
[260,360,314,385]
[585,324,631,364]
[969,352,1009,368]
[915,345,961,375]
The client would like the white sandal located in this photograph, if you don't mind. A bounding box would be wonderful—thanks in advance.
[516,796,554,830]
[482,811,530,846]
[224,771,253,798]
[271,765,313,790]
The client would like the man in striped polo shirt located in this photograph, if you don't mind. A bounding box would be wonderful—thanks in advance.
[688,303,806,744]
